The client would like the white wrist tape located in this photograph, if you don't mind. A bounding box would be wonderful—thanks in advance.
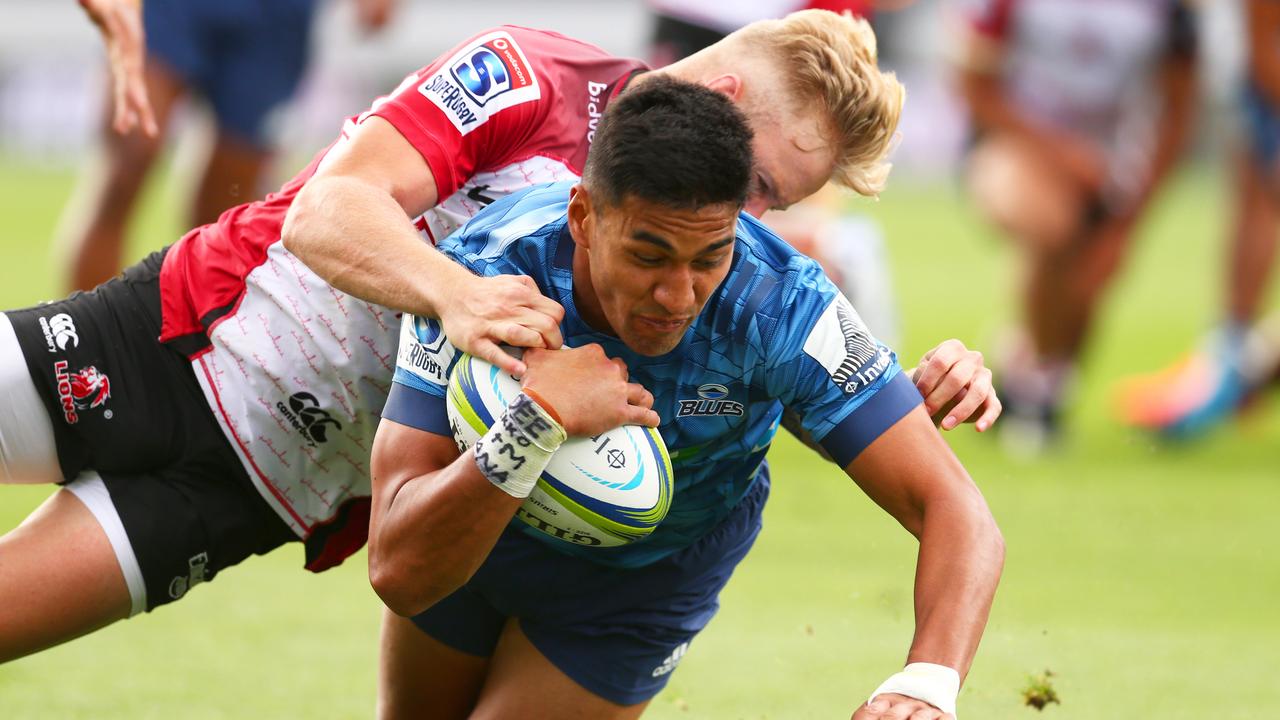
[869,662,960,717]
[473,392,566,499]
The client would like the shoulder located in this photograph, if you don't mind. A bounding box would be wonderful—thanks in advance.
[438,182,575,272]
[704,214,835,349]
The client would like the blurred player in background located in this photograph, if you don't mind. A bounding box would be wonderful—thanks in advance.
[371,76,1001,720]
[61,0,395,293]
[0,13,996,667]
[954,0,1199,450]
[1118,0,1280,438]
[79,0,156,137]
[648,0,902,346]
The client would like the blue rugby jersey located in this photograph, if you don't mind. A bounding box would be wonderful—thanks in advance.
[385,182,922,567]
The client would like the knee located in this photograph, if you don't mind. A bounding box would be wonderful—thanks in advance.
[967,136,1089,252]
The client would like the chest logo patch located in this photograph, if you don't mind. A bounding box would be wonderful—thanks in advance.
[676,383,744,418]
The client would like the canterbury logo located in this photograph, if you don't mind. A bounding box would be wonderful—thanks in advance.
[49,314,78,349]
[39,312,79,352]
[277,392,342,446]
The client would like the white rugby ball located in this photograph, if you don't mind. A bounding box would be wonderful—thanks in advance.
[446,352,673,547]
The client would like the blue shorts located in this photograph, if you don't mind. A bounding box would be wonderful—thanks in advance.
[411,467,771,706]
[144,0,318,147]
[1244,77,1280,168]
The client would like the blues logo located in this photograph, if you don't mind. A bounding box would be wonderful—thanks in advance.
[676,383,744,418]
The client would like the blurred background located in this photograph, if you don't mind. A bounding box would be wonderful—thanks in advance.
[0,1,1277,718]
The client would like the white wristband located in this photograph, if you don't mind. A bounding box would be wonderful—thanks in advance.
[473,392,566,499]
[869,662,960,717]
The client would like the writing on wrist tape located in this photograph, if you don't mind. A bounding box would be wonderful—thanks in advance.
[473,392,566,499]
[869,662,960,717]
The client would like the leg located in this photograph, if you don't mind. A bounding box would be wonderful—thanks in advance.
[470,619,650,720]
[1024,216,1136,363]
[1228,151,1280,325]
[0,486,131,662]
[965,134,1088,252]
[378,608,489,720]
[57,58,187,293]
[190,130,271,227]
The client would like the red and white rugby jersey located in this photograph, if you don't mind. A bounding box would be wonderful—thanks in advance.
[960,0,1196,151]
[157,26,647,571]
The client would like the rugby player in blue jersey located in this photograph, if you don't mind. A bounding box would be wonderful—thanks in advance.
[370,78,1003,720]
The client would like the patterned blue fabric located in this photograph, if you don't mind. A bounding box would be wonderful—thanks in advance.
[387,182,921,567]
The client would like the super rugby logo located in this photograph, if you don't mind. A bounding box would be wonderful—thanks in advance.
[38,313,79,352]
[277,392,342,447]
[418,31,540,135]
[676,383,744,418]
[54,361,111,424]
[398,316,452,385]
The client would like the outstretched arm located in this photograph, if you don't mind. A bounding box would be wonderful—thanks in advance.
[282,117,565,375]
[843,407,1005,719]
[79,0,156,137]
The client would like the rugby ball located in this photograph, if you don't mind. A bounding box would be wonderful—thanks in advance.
[446,353,673,547]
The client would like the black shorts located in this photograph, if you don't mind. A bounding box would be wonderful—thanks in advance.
[4,249,295,611]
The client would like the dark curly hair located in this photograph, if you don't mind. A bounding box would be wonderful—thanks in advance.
[582,76,754,211]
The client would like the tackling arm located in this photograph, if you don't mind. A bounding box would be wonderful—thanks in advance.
[282,117,564,374]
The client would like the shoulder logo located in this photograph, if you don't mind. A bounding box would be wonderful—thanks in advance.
[419,31,541,135]
[676,383,744,418]
[802,294,891,395]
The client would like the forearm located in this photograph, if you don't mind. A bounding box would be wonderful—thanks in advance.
[369,451,522,616]
[282,174,467,319]
[906,492,1005,680]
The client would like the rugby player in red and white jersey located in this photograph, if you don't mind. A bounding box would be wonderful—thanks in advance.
[954,0,1199,450]
[0,10,997,666]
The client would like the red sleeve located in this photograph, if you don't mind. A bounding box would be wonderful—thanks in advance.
[959,0,1015,39]
[804,0,874,20]
[368,27,548,200]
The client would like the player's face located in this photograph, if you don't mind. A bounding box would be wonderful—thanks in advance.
[569,189,738,356]
[741,105,837,217]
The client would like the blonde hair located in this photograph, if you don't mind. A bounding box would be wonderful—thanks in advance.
[733,10,905,197]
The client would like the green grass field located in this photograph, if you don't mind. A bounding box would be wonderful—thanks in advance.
[1,157,1277,719]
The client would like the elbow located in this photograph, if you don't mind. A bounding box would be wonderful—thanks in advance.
[280,180,324,257]
[368,553,466,618]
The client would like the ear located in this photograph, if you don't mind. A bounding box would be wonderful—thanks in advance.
[703,73,743,102]
[567,184,594,249]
